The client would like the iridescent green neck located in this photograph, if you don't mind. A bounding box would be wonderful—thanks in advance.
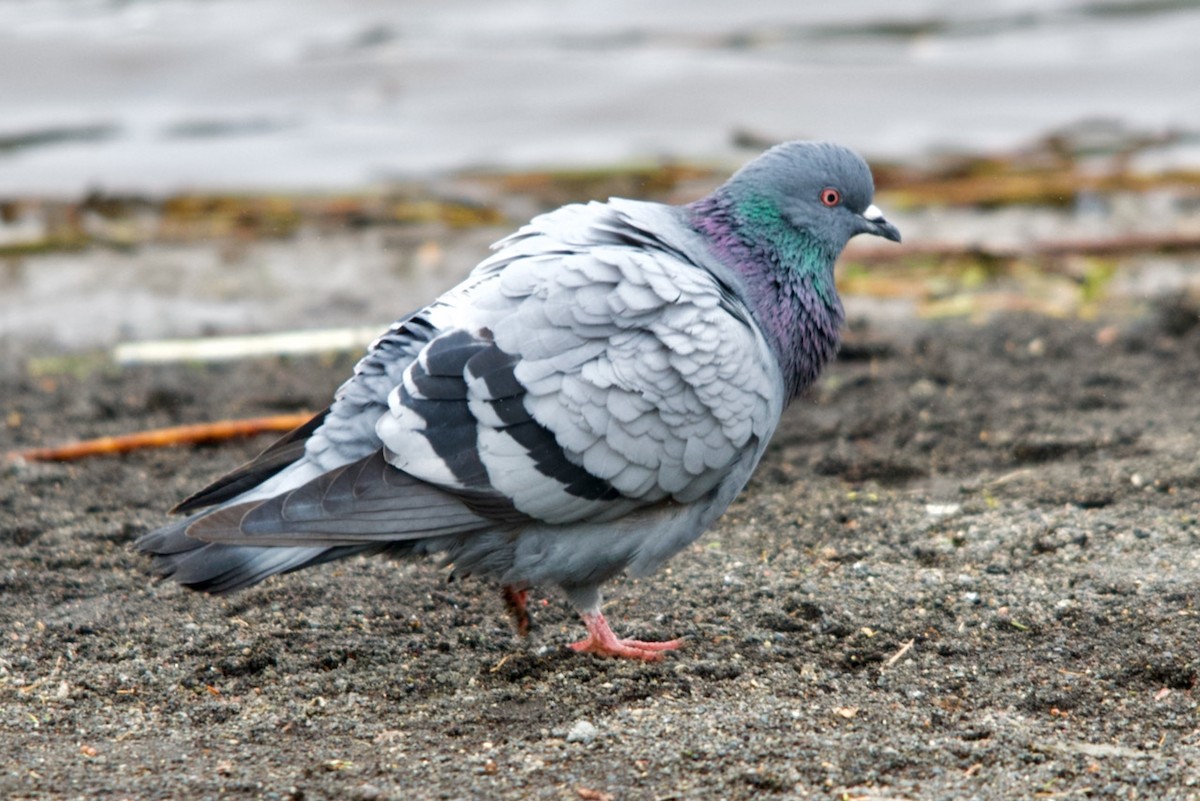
[688,191,845,398]
[732,193,839,301]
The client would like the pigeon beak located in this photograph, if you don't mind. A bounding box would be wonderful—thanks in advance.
[860,204,902,243]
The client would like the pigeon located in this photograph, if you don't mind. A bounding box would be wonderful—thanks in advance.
[136,141,901,660]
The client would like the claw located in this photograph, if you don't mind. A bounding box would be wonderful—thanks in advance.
[569,610,683,661]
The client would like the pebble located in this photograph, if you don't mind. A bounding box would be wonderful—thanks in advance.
[566,720,598,743]
[909,379,938,399]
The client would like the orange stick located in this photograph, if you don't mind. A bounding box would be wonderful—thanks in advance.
[8,413,313,463]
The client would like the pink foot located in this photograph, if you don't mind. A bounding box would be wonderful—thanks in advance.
[569,611,683,661]
[502,585,531,637]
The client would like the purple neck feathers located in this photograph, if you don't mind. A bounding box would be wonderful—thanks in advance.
[687,192,845,400]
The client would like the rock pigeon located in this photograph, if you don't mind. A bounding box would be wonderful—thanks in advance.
[136,141,901,660]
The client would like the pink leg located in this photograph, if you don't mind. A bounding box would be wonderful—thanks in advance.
[502,585,531,637]
[569,610,684,661]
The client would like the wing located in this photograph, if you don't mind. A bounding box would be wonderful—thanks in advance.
[172,408,331,514]
[376,201,782,526]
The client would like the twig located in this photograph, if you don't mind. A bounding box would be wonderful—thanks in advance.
[846,233,1200,266]
[7,413,313,463]
[987,469,1033,487]
[882,639,915,670]
[877,164,1200,208]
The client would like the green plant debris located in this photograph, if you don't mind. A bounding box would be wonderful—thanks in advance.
[838,254,1116,322]
[1079,259,1118,303]
[25,351,114,380]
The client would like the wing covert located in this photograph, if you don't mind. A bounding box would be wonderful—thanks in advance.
[377,206,781,526]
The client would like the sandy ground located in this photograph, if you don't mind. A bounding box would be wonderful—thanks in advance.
[2,302,1199,800]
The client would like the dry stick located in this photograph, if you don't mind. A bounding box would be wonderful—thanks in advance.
[8,413,313,463]
[882,638,916,670]
[846,232,1200,266]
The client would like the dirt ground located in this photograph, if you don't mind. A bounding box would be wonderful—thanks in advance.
[2,301,1199,800]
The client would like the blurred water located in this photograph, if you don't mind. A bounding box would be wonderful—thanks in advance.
[1,0,1198,194]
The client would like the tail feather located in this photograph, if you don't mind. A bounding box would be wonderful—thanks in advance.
[136,514,384,595]
[138,446,510,595]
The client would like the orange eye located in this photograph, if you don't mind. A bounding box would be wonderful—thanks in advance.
[820,187,841,207]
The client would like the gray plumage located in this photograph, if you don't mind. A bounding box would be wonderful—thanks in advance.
[137,141,900,659]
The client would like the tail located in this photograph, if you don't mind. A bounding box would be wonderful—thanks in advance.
[133,407,380,594]
[135,444,497,595]
[135,514,387,595]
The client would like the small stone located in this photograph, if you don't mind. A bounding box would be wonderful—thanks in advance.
[916,568,945,586]
[925,503,961,517]
[1095,325,1119,346]
[909,379,938,399]
[566,720,598,743]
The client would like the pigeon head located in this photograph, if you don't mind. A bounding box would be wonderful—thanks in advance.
[687,141,901,398]
[723,140,901,250]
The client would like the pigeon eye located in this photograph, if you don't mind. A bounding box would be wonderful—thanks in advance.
[820,188,842,207]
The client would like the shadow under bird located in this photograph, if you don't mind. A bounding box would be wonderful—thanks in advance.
[137,141,901,659]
